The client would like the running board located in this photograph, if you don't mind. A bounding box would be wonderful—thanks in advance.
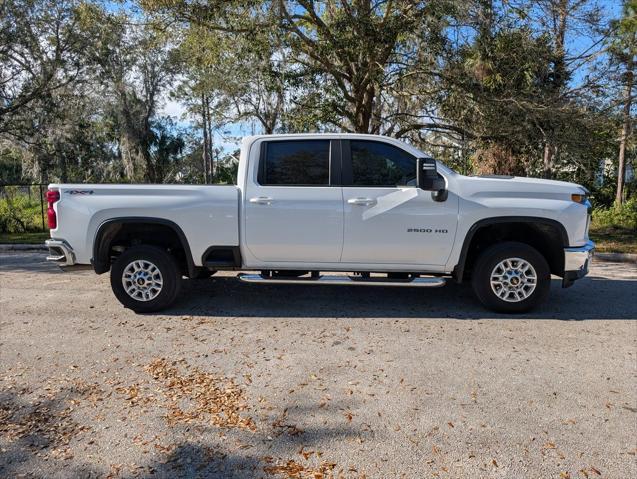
[237,274,446,288]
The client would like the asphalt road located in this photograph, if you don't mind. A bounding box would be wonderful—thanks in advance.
[1,252,636,479]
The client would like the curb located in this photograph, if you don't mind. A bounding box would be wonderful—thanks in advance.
[594,252,637,264]
[0,243,47,252]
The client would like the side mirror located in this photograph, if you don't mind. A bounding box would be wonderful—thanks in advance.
[417,158,447,201]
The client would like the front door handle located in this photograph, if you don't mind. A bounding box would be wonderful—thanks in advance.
[347,197,377,206]
[249,196,274,205]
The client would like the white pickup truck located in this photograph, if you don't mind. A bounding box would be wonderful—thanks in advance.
[45,134,594,313]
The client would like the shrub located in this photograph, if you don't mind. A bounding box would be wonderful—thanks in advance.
[0,187,44,233]
[591,197,637,231]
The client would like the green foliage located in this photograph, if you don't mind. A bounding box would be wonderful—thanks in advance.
[0,187,44,233]
[439,21,607,177]
[215,157,239,185]
[590,197,637,253]
[0,0,86,134]
[592,197,637,231]
[0,146,26,183]
[608,0,637,62]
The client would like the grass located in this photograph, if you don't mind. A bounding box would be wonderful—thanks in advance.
[589,225,637,254]
[589,199,637,254]
[0,231,49,244]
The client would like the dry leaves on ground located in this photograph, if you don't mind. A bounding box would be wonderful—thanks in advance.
[262,457,339,479]
[144,358,256,430]
[114,383,155,407]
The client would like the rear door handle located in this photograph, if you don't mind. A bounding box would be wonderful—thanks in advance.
[249,196,274,205]
[347,197,376,206]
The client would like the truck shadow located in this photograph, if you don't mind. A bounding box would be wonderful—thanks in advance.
[2,252,635,320]
[168,273,637,321]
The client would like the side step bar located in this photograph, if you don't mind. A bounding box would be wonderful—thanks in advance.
[238,274,446,288]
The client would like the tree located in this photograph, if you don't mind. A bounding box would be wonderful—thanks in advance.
[141,0,453,134]
[173,21,293,182]
[77,3,178,182]
[609,0,636,205]
[432,0,612,176]
[438,23,555,174]
[147,117,186,182]
[0,0,123,183]
[520,0,607,178]
[0,0,85,135]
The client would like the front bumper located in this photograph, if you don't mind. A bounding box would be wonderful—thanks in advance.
[45,239,76,266]
[562,240,595,288]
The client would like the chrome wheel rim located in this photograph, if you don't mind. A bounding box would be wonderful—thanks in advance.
[490,257,537,303]
[122,260,163,302]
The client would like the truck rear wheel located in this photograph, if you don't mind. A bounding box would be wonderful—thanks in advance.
[471,242,550,313]
[110,245,181,313]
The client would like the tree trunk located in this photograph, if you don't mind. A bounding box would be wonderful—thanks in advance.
[543,0,568,181]
[205,97,214,181]
[616,55,634,206]
[119,132,146,182]
[543,143,554,179]
[353,84,375,133]
[201,93,210,184]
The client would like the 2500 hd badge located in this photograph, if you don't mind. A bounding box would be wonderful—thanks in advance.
[407,228,448,233]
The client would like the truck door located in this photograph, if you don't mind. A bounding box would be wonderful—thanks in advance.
[340,139,458,266]
[244,139,344,263]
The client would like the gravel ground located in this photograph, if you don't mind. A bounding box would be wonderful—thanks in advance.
[1,252,636,479]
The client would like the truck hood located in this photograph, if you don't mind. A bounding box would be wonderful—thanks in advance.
[456,174,586,199]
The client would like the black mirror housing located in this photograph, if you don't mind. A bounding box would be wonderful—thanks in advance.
[417,158,440,190]
[417,157,447,202]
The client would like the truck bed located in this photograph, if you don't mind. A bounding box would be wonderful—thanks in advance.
[48,184,240,266]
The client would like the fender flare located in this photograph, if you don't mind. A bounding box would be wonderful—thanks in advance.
[453,216,569,283]
[92,217,195,277]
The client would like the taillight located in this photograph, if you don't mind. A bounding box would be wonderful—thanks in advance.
[46,189,60,229]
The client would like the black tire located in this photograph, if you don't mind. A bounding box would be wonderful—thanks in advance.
[471,241,550,313]
[110,245,181,313]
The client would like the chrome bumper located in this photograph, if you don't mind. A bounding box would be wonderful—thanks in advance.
[563,240,595,287]
[45,239,76,266]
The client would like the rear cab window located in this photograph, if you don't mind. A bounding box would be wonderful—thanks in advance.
[258,140,331,186]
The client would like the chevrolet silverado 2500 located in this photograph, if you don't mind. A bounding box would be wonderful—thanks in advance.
[45,134,594,313]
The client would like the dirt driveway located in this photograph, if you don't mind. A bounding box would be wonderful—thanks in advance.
[1,252,636,479]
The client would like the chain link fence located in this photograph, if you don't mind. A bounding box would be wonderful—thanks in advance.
[0,184,48,234]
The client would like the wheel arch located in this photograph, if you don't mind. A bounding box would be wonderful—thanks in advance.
[92,217,195,277]
[454,217,568,283]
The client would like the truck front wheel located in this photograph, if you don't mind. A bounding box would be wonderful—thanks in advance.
[110,245,181,313]
[471,242,550,313]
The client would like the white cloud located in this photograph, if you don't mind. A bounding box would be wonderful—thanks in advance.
[159,98,188,122]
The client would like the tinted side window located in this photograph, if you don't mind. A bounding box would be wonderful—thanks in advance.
[349,141,416,187]
[260,140,330,186]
